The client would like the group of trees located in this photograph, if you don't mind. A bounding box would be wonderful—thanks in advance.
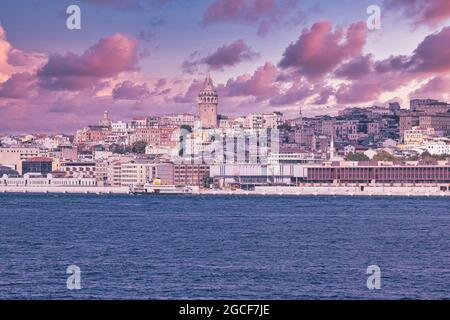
[372,150,397,162]
[345,150,449,162]
[408,151,449,161]
[109,141,147,155]
[345,153,370,161]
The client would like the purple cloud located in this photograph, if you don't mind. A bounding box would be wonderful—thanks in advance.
[182,40,259,73]
[112,80,150,100]
[278,21,367,80]
[38,33,139,91]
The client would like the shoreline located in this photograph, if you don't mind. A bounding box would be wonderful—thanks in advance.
[1,185,449,197]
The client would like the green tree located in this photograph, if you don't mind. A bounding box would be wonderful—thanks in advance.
[421,151,449,161]
[180,125,193,133]
[131,141,147,154]
[345,152,370,161]
[277,123,291,130]
[202,176,214,188]
[110,143,126,154]
[373,150,397,161]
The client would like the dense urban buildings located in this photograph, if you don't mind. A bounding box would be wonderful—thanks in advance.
[1,75,450,191]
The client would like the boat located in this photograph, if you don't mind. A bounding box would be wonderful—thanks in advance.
[131,178,193,195]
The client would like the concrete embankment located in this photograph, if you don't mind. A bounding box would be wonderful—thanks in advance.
[201,185,450,197]
[0,186,130,194]
[252,185,450,197]
[1,185,449,197]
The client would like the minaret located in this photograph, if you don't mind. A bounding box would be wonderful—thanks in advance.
[298,105,303,126]
[329,135,335,160]
[197,73,218,128]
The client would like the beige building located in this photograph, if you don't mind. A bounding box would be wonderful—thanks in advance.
[107,161,123,187]
[95,161,109,186]
[403,127,437,147]
[120,161,153,187]
[60,162,96,178]
[0,147,40,173]
[419,113,450,135]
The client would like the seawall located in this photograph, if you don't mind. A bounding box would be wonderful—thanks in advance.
[1,185,449,197]
[0,186,130,194]
[201,185,450,197]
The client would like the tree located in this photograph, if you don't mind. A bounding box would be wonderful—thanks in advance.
[202,176,214,188]
[373,150,397,161]
[277,123,291,131]
[180,125,193,133]
[421,151,449,161]
[131,141,147,154]
[110,143,126,154]
[345,152,370,161]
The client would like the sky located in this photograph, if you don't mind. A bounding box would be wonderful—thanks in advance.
[0,0,450,133]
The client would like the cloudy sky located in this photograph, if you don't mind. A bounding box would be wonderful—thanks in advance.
[0,0,450,133]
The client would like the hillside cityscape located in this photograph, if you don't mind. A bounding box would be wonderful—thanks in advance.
[2,0,450,302]
[1,74,450,193]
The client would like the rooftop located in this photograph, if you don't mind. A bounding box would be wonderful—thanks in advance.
[24,157,53,162]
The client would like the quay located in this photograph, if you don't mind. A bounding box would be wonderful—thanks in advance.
[1,184,449,197]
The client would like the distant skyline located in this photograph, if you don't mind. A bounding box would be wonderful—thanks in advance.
[1,0,450,133]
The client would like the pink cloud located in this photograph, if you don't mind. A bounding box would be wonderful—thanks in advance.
[203,39,259,70]
[38,33,139,91]
[7,48,46,68]
[335,70,412,105]
[334,54,373,80]
[384,0,450,28]
[333,25,450,104]
[219,62,280,100]
[0,72,36,99]
[112,80,150,100]
[83,0,171,9]
[409,26,450,73]
[174,79,203,103]
[410,76,450,100]
[313,86,335,105]
[350,26,450,78]
[182,39,259,73]
[202,0,302,36]
[278,21,367,79]
[202,0,271,25]
[269,80,315,106]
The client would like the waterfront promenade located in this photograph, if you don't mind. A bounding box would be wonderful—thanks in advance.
[1,185,449,197]
[0,186,130,194]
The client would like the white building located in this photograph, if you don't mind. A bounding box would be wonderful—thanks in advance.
[1,173,97,187]
[424,142,450,155]
[210,164,308,188]
[111,121,129,133]
[262,112,284,129]
[268,153,317,164]
[344,145,356,155]
[245,113,263,130]
[161,113,196,127]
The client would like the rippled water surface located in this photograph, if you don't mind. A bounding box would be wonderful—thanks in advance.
[0,194,449,299]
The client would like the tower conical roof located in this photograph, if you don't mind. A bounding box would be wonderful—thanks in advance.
[201,72,216,93]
